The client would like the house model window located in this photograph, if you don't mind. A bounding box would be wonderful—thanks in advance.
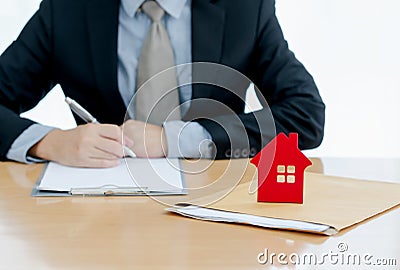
[276,165,296,183]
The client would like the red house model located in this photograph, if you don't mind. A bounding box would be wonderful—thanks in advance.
[251,133,312,204]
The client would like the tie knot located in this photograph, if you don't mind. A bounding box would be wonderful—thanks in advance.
[141,1,165,22]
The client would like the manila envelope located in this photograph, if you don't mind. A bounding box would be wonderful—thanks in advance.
[171,172,400,235]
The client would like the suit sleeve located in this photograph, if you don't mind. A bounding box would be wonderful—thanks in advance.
[197,0,325,159]
[252,0,325,148]
[0,0,54,160]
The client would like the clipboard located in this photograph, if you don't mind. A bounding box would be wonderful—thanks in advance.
[167,172,400,235]
[31,158,187,197]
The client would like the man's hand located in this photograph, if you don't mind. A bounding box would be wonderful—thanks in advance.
[29,124,133,168]
[121,120,167,158]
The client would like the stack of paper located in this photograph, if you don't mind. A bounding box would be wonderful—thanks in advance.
[33,158,186,196]
[168,205,335,235]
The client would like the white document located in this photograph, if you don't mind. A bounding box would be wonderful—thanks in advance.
[37,158,186,195]
[167,205,336,235]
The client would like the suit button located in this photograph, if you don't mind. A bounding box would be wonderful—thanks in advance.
[250,147,258,157]
[241,149,249,157]
[225,149,231,158]
[233,149,241,158]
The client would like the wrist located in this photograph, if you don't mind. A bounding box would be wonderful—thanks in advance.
[28,129,62,161]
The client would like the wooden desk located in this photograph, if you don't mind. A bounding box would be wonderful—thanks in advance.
[0,158,399,269]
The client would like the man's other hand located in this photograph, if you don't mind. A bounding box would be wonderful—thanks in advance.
[121,120,167,158]
[28,124,133,168]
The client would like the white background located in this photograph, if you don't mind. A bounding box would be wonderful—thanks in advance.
[0,0,399,158]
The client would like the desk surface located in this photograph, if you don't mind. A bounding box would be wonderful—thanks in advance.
[0,158,399,269]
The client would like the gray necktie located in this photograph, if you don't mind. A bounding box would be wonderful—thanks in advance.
[135,1,181,125]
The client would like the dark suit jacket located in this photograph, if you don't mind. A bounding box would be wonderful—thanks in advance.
[0,0,325,160]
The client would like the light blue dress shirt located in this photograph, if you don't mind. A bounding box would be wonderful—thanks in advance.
[6,0,211,163]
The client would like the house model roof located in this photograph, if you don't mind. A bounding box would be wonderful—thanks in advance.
[251,133,311,169]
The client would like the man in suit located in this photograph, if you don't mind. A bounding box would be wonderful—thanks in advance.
[0,0,325,167]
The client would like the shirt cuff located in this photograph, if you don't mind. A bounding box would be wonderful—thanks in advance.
[6,124,55,164]
[163,121,214,158]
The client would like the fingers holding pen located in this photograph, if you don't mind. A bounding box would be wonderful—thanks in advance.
[29,123,134,168]
[78,124,133,161]
[97,124,133,147]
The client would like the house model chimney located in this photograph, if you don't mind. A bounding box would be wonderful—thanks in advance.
[289,133,299,150]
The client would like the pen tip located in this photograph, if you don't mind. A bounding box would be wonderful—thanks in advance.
[65,97,72,104]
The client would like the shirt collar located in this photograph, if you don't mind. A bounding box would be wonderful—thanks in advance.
[121,0,187,19]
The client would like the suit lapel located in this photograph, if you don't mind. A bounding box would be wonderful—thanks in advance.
[87,0,126,122]
[191,0,226,101]
[192,0,225,64]
[182,0,226,120]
